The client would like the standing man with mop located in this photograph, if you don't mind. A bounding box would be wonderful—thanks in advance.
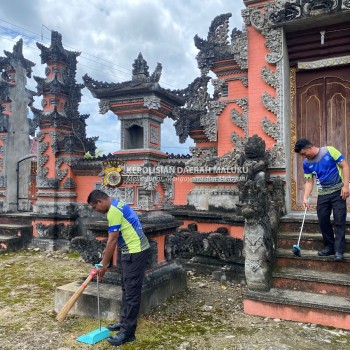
[294,139,349,261]
[87,189,150,347]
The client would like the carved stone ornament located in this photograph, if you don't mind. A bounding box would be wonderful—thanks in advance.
[124,119,144,129]
[55,158,68,181]
[39,154,49,168]
[262,92,279,116]
[250,9,267,30]
[39,141,49,154]
[139,175,159,191]
[268,0,350,25]
[194,13,233,75]
[144,96,161,110]
[262,116,280,142]
[164,228,244,265]
[262,27,283,64]
[261,66,278,89]
[267,142,286,168]
[230,98,248,136]
[63,177,76,189]
[99,100,110,114]
[186,146,217,167]
[172,76,211,143]
[231,27,248,69]
[201,101,226,141]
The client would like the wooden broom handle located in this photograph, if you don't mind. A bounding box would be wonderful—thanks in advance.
[56,268,97,322]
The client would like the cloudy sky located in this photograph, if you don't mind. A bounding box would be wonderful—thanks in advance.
[0,0,244,155]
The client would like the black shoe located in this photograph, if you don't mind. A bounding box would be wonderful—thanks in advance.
[317,248,335,256]
[334,253,344,262]
[107,332,136,346]
[107,322,122,331]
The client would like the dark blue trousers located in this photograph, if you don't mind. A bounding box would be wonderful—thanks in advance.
[119,249,149,336]
[317,190,346,254]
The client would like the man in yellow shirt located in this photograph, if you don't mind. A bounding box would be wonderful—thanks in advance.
[87,190,150,346]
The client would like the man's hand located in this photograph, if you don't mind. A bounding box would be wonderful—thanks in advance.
[341,185,349,200]
[303,197,310,209]
[96,264,107,280]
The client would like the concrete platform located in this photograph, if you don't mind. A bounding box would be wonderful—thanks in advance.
[55,262,187,320]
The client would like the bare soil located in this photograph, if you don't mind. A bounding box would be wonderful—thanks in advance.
[0,250,349,350]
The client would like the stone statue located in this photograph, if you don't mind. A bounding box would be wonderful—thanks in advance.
[238,135,273,291]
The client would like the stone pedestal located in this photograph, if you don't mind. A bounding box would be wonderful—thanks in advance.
[55,262,187,320]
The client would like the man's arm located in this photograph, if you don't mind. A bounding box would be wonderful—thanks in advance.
[97,230,119,279]
[338,160,350,199]
[303,178,314,209]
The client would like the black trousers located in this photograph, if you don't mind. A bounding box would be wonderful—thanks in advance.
[119,249,149,336]
[317,190,346,254]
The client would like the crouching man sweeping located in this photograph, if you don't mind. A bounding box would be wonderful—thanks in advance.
[87,189,150,346]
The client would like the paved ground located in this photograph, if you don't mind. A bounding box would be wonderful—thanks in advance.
[0,249,349,350]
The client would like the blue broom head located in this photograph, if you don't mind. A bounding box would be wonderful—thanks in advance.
[77,327,110,345]
[292,244,301,257]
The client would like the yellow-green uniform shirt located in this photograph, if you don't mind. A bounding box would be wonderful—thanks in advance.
[107,199,150,254]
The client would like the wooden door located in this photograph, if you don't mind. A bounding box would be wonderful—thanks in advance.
[295,66,350,208]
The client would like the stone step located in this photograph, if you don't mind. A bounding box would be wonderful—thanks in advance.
[273,267,350,298]
[0,223,32,236]
[276,249,350,274]
[279,213,350,234]
[0,235,24,252]
[277,232,350,252]
[244,288,350,330]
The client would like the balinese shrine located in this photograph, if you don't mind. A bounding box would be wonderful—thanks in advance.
[0,0,350,329]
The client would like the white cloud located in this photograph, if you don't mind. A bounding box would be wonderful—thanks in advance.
[0,0,245,154]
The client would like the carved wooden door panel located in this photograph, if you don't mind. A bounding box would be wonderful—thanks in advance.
[295,67,350,209]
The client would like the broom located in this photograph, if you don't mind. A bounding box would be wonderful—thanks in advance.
[56,267,98,322]
[292,204,308,257]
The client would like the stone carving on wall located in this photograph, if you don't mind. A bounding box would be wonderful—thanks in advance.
[63,177,76,189]
[237,135,273,291]
[212,78,226,99]
[267,142,286,169]
[144,96,161,110]
[224,75,248,87]
[186,146,217,167]
[249,8,266,30]
[231,27,248,70]
[36,222,77,240]
[99,100,110,114]
[39,141,49,155]
[39,154,49,168]
[55,158,68,181]
[201,100,226,141]
[262,117,280,142]
[262,92,279,116]
[165,227,244,266]
[140,175,159,191]
[269,0,350,24]
[230,98,248,136]
[124,187,134,204]
[262,27,284,65]
[261,66,278,89]
[124,119,144,129]
[161,182,174,209]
